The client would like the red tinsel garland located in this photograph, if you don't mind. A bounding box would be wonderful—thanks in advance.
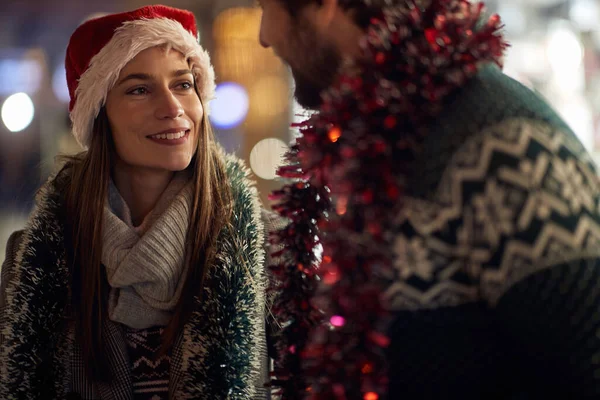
[269,1,508,399]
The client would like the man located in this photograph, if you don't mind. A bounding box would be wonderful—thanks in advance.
[259,0,600,399]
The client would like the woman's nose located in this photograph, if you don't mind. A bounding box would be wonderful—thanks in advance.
[155,90,184,119]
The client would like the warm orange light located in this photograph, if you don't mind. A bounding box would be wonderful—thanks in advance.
[364,392,379,400]
[213,7,261,42]
[249,75,289,117]
[323,268,339,285]
[328,127,342,142]
[336,196,348,215]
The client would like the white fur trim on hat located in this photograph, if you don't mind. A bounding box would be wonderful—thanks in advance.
[71,17,215,149]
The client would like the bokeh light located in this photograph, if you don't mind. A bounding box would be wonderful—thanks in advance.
[52,65,70,104]
[249,75,289,118]
[2,92,35,132]
[547,23,584,92]
[209,82,249,129]
[249,138,288,180]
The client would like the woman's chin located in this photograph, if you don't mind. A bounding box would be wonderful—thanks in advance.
[161,160,193,172]
[142,158,193,173]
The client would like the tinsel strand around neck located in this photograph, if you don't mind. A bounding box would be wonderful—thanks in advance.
[269,1,507,399]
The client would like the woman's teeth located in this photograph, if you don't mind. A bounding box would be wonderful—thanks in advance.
[150,131,186,140]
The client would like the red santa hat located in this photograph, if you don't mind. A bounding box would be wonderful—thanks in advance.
[65,5,215,149]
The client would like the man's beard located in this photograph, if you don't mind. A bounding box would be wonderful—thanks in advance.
[285,21,342,110]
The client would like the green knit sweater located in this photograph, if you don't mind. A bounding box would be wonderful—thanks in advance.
[385,65,600,398]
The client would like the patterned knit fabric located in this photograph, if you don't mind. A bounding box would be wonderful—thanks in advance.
[383,65,600,398]
[123,326,170,400]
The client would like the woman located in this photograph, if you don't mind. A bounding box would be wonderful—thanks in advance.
[0,5,282,400]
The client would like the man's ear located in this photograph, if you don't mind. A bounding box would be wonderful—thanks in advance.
[314,0,339,29]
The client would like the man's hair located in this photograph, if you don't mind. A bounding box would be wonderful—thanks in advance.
[278,0,400,29]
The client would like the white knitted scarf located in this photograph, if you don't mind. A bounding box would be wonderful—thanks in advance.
[102,172,193,329]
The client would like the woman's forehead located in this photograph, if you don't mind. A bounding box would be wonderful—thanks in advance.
[121,46,189,73]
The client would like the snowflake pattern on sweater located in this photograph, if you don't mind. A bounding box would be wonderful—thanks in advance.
[124,326,170,400]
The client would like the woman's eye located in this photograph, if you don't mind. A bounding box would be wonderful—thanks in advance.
[179,82,193,90]
[128,87,148,95]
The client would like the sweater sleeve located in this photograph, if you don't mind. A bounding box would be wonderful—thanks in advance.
[494,258,600,397]
[385,117,600,397]
[451,117,600,397]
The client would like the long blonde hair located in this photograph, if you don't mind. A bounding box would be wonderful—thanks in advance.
[62,94,232,380]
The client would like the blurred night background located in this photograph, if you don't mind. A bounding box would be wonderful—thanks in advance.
[1,0,600,264]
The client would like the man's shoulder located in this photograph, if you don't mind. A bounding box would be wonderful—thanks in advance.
[390,113,600,310]
[408,65,577,199]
